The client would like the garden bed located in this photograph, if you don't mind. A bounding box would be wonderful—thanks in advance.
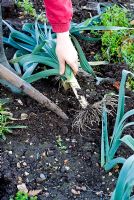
[0,0,134,200]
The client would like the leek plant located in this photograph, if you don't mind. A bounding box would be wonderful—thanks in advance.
[111,155,134,200]
[101,70,134,171]
[3,16,131,108]
[3,20,91,108]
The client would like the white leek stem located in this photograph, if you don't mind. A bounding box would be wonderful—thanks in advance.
[67,73,88,109]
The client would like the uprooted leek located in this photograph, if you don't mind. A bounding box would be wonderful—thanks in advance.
[3,20,93,108]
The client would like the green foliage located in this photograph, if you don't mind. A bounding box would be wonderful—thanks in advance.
[126,77,134,91]
[16,0,36,17]
[101,30,125,62]
[111,155,134,200]
[3,20,96,90]
[0,103,26,140]
[101,5,129,27]
[10,191,37,200]
[101,70,134,171]
[16,0,46,22]
[100,5,130,62]
[122,40,134,70]
[56,135,67,151]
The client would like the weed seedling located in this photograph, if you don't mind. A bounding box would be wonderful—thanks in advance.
[0,103,26,140]
[56,135,67,151]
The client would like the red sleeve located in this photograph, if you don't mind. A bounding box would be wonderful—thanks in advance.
[44,0,73,33]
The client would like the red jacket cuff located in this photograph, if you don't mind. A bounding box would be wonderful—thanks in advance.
[51,22,71,33]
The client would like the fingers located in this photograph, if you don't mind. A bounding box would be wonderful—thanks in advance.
[67,60,78,76]
[59,58,66,75]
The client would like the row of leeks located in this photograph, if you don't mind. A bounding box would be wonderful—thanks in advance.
[101,70,134,171]
[111,155,134,200]
[3,16,133,109]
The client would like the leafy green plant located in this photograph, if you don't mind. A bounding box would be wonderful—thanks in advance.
[126,77,134,91]
[122,39,134,70]
[101,70,134,171]
[111,155,134,200]
[3,20,99,108]
[10,191,37,200]
[15,0,46,22]
[100,5,133,62]
[101,5,129,27]
[0,103,26,140]
[16,0,36,17]
[56,135,67,151]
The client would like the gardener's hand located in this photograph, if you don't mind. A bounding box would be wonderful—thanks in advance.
[56,31,78,75]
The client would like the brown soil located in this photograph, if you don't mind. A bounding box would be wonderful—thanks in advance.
[0,0,133,200]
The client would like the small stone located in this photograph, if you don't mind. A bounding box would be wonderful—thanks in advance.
[18,176,23,183]
[64,160,69,165]
[90,51,95,55]
[61,165,70,173]
[17,183,28,193]
[24,172,29,176]
[22,156,25,159]
[23,162,27,166]
[26,178,29,183]
[72,139,77,143]
[40,173,46,180]
[65,166,70,171]
[71,189,80,195]
[42,152,46,157]
[8,151,12,154]
[17,162,21,168]
[81,186,86,191]
[17,99,23,105]
[96,191,103,196]
[21,113,28,120]
[96,163,99,167]
[109,172,112,176]
[115,169,119,173]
